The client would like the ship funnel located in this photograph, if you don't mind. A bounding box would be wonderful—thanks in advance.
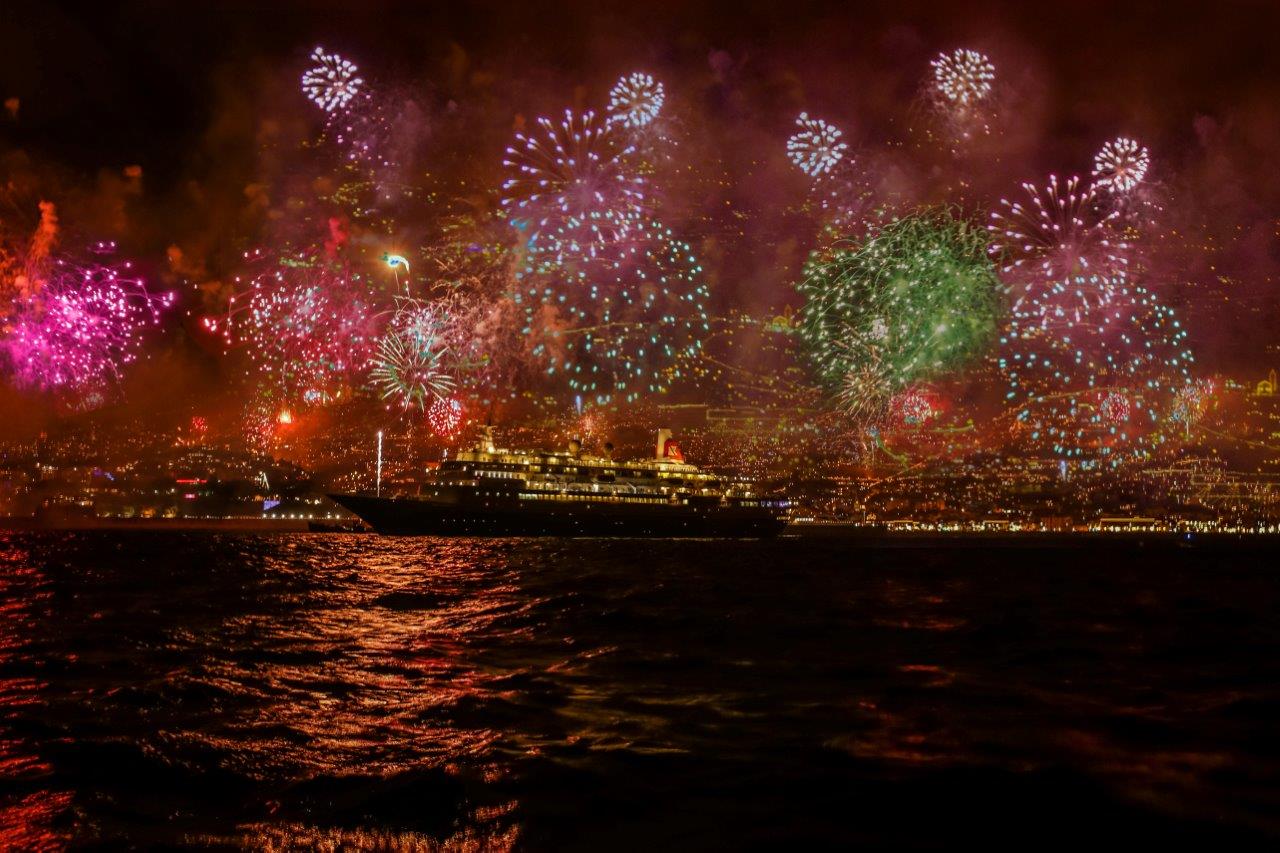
[568,437,582,457]
[656,428,672,460]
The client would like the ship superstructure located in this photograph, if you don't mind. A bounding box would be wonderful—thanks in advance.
[331,428,788,537]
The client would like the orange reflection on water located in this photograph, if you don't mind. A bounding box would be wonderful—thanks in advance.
[0,791,73,852]
[212,820,519,851]
[827,699,966,766]
[0,548,72,851]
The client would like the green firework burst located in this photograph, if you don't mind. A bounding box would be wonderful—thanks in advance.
[796,209,1001,414]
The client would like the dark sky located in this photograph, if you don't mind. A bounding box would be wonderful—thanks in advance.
[5,1,1279,179]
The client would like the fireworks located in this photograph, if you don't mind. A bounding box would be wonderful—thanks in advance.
[206,254,381,404]
[786,113,848,178]
[796,210,1001,418]
[889,387,936,426]
[371,322,455,409]
[988,175,1130,288]
[1100,391,1131,424]
[523,209,642,268]
[299,47,409,171]
[370,304,456,411]
[301,46,364,113]
[607,72,665,128]
[0,200,58,310]
[1171,378,1216,435]
[925,49,997,144]
[1092,137,1150,194]
[2,250,172,400]
[836,362,888,423]
[516,218,710,406]
[930,49,995,108]
[427,396,464,436]
[999,274,1195,464]
[501,110,645,248]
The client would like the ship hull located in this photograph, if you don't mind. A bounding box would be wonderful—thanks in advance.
[328,493,786,538]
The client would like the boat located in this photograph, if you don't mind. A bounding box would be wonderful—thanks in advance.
[329,428,788,537]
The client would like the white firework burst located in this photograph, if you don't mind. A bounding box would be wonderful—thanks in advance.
[1092,137,1151,194]
[786,113,848,178]
[301,46,364,113]
[930,49,995,108]
[607,72,666,128]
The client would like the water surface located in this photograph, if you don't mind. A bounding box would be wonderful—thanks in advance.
[2,533,1278,848]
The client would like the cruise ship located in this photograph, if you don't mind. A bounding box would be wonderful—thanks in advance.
[330,428,789,537]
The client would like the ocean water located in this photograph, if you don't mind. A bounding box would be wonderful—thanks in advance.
[2,532,1279,849]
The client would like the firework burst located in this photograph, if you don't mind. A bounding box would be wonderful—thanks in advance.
[501,110,645,249]
[924,48,997,144]
[517,218,710,406]
[204,254,381,404]
[1100,391,1131,424]
[1092,137,1150,194]
[370,301,456,411]
[889,387,937,426]
[523,209,642,267]
[1000,274,1195,464]
[2,248,172,402]
[796,210,1001,419]
[301,46,364,113]
[427,396,464,436]
[988,175,1130,288]
[837,361,889,422]
[607,72,665,128]
[786,113,849,178]
[1171,378,1216,436]
[930,49,995,109]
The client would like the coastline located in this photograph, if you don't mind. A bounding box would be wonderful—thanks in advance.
[2,516,1278,547]
[0,516,315,532]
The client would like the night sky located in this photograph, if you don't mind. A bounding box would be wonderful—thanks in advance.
[2,0,1279,431]
[7,2,1279,184]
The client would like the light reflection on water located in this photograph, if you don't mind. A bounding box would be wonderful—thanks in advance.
[2,532,1280,847]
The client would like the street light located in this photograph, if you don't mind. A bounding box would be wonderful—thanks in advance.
[376,430,384,497]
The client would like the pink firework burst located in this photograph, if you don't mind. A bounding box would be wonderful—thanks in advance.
[207,253,381,403]
[988,175,1130,287]
[2,250,172,399]
[1100,391,1131,424]
[501,110,645,245]
[427,396,464,436]
[889,387,936,426]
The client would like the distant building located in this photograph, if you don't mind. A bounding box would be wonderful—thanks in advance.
[1094,516,1161,531]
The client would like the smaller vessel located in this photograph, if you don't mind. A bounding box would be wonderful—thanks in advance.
[330,428,788,537]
